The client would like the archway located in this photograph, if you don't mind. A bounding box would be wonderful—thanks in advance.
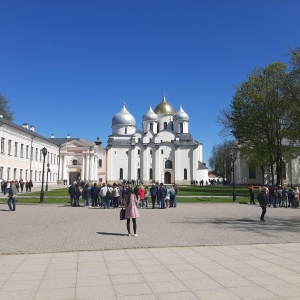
[164,172,171,184]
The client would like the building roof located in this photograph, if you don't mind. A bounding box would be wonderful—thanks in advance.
[154,95,174,115]
[112,104,136,126]
[0,118,56,145]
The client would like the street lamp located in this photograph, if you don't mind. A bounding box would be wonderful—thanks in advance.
[40,147,48,202]
[230,152,237,202]
[46,163,50,192]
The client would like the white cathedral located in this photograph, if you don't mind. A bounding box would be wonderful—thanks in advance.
[106,96,209,185]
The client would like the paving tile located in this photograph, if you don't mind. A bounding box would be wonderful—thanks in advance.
[229,286,278,299]
[171,270,209,281]
[117,295,157,300]
[9,271,45,281]
[78,261,107,270]
[148,281,189,294]
[0,290,36,300]
[182,278,223,291]
[35,287,76,300]
[142,272,178,283]
[156,291,200,300]
[264,284,300,298]
[76,285,115,299]
[1,279,41,291]
[114,283,152,297]
[76,275,111,287]
[47,261,77,271]
[110,273,146,284]
[39,277,76,289]
[214,276,255,288]
[107,266,140,275]
[194,288,242,299]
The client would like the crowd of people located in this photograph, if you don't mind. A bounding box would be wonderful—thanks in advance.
[1,179,33,195]
[68,181,179,210]
[249,184,300,222]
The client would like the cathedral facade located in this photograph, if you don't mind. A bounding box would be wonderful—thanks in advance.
[106,96,208,185]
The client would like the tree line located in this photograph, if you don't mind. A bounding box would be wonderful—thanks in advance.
[210,48,300,186]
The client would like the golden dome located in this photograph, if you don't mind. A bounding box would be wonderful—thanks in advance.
[154,95,174,115]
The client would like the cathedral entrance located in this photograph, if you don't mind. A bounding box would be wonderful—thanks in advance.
[164,172,171,184]
[69,172,81,185]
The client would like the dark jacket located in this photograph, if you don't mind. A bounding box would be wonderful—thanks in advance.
[258,191,268,206]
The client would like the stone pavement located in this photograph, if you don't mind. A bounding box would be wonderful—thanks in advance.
[1,190,300,299]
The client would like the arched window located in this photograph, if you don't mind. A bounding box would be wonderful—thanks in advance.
[150,123,153,131]
[180,123,183,133]
[165,160,172,169]
[171,122,174,131]
[149,168,153,180]
[125,128,127,134]
[120,168,123,180]
[184,168,187,180]
[138,138,141,143]
[72,160,77,165]
[137,168,141,179]
[164,122,167,130]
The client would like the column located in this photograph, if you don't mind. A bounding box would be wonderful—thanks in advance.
[86,154,90,181]
[63,154,67,181]
[81,155,85,181]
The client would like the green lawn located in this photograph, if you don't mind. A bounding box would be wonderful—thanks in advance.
[11,185,252,205]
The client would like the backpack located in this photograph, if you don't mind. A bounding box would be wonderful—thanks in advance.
[170,189,176,196]
[106,188,112,197]
[159,187,166,198]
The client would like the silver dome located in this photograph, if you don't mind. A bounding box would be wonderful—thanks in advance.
[143,105,158,121]
[112,104,136,126]
[174,105,189,121]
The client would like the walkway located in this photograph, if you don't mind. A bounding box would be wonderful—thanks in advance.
[0,186,300,299]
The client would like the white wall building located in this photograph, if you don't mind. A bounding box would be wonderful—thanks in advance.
[0,117,106,186]
[106,96,209,185]
[0,117,59,185]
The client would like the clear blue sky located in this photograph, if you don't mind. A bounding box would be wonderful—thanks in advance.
[1,0,299,167]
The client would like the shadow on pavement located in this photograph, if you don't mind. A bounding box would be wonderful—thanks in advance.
[97,232,128,236]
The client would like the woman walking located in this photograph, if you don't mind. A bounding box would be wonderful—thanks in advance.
[124,189,140,236]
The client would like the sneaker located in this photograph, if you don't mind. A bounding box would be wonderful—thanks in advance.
[88,206,91,208]
[127,233,131,236]
[134,234,138,237]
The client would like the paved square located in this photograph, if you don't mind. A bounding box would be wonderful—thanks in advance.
[1,199,300,299]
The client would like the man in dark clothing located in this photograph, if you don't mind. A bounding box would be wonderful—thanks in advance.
[258,186,269,222]
[91,183,100,206]
[150,184,158,209]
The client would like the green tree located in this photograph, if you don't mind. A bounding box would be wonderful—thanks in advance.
[208,140,236,182]
[220,61,300,186]
[0,93,14,121]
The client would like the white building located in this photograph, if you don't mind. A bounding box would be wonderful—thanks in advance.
[106,96,208,185]
[0,117,60,184]
[0,116,106,186]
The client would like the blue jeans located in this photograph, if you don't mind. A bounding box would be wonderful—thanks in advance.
[84,197,90,207]
[160,198,165,209]
[8,197,16,211]
[103,196,110,209]
[174,195,177,207]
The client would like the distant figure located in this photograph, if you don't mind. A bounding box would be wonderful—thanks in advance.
[249,184,255,204]
[8,181,17,211]
[258,186,269,222]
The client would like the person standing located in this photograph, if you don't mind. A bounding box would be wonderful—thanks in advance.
[19,179,24,193]
[124,189,140,236]
[258,186,269,222]
[28,180,33,192]
[91,183,100,207]
[138,185,146,208]
[8,181,17,211]
[150,184,158,209]
[159,183,167,209]
[249,184,255,204]
[82,184,91,207]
